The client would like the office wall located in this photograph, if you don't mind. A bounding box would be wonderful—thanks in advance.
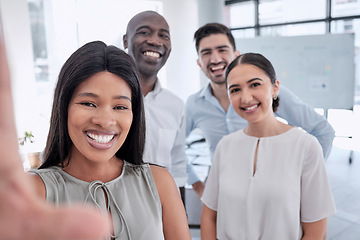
[161,0,200,101]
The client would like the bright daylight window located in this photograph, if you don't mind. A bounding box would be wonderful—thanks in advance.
[27,0,163,95]
[332,0,360,17]
[225,0,360,105]
[225,1,255,28]
[332,18,360,103]
[258,0,326,25]
[28,0,48,84]
[260,22,326,36]
[25,0,163,151]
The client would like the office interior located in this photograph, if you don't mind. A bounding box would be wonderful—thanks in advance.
[1,0,359,239]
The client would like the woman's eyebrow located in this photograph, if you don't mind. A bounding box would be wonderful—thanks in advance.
[247,78,263,83]
[228,83,240,90]
[77,92,131,102]
[228,78,263,89]
[113,95,131,102]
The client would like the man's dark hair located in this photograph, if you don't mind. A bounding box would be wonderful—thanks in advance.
[194,23,236,52]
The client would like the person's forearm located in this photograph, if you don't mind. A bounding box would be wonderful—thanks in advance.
[301,235,326,240]
[201,206,217,240]
[201,220,217,240]
[301,219,327,240]
[192,180,205,198]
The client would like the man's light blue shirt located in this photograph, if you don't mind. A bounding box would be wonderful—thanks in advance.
[186,82,335,184]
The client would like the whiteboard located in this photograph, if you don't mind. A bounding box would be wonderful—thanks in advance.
[235,33,355,109]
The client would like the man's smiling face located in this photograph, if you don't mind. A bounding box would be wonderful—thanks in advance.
[124,11,171,77]
[197,33,239,85]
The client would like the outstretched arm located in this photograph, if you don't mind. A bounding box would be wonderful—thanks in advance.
[0,31,110,240]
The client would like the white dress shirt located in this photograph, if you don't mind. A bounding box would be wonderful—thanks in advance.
[143,80,187,187]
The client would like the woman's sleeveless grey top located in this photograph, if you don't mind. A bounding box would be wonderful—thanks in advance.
[33,161,164,240]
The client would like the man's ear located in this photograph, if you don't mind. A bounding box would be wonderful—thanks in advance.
[235,50,240,57]
[196,58,201,68]
[123,35,128,49]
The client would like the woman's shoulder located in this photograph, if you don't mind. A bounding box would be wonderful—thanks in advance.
[123,161,152,173]
[148,164,172,179]
[27,170,48,200]
[123,162,166,183]
[124,161,168,174]
[218,129,247,146]
[285,128,324,159]
[148,164,176,194]
[31,166,75,182]
[288,127,319,143]
[30,167,63,180]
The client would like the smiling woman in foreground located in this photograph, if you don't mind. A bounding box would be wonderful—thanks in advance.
[29,41,190,240]
[0,36,190,239]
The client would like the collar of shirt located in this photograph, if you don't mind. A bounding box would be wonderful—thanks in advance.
[199,82,213,101]
[145,80,162,100]
[198,82,228,114]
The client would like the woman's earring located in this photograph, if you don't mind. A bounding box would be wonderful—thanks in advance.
[273,95,278,100]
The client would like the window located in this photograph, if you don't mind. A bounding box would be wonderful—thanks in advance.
[331,19,360,102]
[225,1,255,28]
[28,0,48,83]
[332,0,360,17]
[259,0,326,25]
[260,22,326,36]
[27,0,163,95]
[26,0,163,152]
[225,0,360,105]
[232,28,256,39]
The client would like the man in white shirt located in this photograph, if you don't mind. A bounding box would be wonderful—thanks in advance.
[123,11,187,196]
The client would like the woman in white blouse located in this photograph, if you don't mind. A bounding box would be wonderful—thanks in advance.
[201,53,335,240]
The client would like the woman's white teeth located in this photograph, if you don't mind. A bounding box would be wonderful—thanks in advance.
[144,51,160,58]
[246,105,258,110]
[87,132,114,143]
